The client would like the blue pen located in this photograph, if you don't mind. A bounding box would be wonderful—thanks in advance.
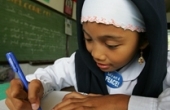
[6,52,42,110]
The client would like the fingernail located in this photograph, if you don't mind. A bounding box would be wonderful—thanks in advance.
[31,103,38,110]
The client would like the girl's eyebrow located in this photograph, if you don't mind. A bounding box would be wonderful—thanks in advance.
[83,29,92,38]
[83,29,123,41]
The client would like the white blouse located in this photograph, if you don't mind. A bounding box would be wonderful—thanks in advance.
[26,52,170,110]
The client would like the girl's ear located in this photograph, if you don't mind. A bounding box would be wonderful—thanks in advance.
[138,32,149,50]
[139,40,149,50]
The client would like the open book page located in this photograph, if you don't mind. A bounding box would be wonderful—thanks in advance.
[0,91,70,110]
[41,91,70,109]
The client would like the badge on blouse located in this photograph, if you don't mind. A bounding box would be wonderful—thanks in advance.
[105,71,123,88]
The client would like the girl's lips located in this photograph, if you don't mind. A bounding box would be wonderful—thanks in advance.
[97,63,110,69]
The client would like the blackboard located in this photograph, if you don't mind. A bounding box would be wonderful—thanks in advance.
[0,0,77,62]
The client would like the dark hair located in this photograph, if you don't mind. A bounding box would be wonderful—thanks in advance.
[138,32,147,47]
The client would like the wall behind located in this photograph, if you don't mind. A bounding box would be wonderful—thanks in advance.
[167,13,170,23]
[37,0,77,20]
[20,64,49,75]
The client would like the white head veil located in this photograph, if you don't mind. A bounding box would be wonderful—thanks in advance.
[81,0,146,32]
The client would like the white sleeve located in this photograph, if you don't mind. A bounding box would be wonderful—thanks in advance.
[128,88,170,110]
[128,51,170,110]
[26,52,77,96]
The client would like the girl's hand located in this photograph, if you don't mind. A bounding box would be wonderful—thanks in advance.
[53,92,130,110]
[5,78,43,110]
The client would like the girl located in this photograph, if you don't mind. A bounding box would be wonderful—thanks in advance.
[5,0,170,110]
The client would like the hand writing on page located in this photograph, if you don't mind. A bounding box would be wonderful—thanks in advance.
[53,91,130,110]
[5,78,43,110]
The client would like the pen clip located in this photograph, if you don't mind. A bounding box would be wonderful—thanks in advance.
[6,52,18,72]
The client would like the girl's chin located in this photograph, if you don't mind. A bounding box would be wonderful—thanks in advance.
[100,68,115,72]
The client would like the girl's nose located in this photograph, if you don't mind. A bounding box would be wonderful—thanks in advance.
[91,47,106,61]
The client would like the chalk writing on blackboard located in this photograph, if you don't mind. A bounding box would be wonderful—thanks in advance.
[7,0,51,16]
[2,17,65,54]
[0,0,67,61]
[0,0,78,62]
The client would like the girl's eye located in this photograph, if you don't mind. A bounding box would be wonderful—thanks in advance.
[84,38,92,42]
[106,44,119,49]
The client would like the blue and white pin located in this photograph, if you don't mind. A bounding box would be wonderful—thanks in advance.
[105,71,123,88]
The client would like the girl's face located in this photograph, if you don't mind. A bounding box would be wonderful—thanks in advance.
[83,22,140,72]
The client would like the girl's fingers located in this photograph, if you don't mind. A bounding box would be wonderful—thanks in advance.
[88,93,102,96]
[74,106,95,110]
[5,79,29,110]
[28,79,43,110]
[53,98,86,110]
[5,98,16,110]
[62,92,87,101]
[6,97,32,110]
[9,79,28,99]
[12,98,32,110]
[54,92,100,110]
[6,79,43,110]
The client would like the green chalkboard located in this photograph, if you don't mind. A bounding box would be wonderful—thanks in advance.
[0,0,77,62]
